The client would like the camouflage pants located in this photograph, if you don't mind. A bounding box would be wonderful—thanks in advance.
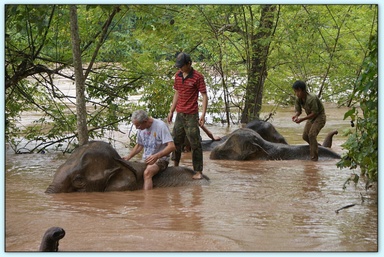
[303,112,326,161]
[172,113,203,172]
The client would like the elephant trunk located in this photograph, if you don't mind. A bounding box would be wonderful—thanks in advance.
[39,227,66,251]
[45,185,60,194]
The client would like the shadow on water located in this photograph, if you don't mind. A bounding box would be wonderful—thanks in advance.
[5,104,377,252]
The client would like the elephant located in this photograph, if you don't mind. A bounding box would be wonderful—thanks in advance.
[39,227,66,252]
[45,141,209,193]
[209,128,341,161]
[201,119,338,151]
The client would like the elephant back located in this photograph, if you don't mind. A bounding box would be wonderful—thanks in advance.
[201,136,228,151]
[153,166,210,187]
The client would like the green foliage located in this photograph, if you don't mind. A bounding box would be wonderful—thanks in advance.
[5,4,378,153]
[266,5,377,105]
[336,34,378,182]
[5,5,143,152]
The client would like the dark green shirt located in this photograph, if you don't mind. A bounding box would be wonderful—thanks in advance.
[294,93,325,121]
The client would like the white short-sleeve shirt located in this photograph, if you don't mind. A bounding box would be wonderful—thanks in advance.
[137,119,173,161]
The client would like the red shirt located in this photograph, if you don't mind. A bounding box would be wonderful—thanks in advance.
[173,68,207,114]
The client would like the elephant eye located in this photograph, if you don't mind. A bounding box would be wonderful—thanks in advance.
[72,175,86,189]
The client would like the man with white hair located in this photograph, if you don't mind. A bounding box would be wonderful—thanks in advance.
[123,110,176,190]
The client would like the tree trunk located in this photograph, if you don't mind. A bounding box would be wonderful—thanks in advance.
[241,5,276,124]
[70,5,88,145]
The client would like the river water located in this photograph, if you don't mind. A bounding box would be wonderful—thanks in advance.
[4,104,378,252]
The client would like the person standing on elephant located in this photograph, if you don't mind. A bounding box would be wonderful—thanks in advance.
[291,80,326,161]
[123,110,176,190]
[167,52,208,180]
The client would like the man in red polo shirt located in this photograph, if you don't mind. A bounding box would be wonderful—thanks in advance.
[167,52,208,180]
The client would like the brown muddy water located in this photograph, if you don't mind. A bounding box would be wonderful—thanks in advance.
[4,104,378,252]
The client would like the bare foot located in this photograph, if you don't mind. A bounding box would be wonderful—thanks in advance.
[192,172,203,180]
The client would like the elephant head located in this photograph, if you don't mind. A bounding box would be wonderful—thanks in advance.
[210,128,270,160]
[45,141,140,193]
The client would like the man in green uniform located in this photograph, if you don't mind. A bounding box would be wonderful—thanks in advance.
[291,80,326,161]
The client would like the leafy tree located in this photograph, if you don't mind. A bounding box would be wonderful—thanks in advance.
[266,5,377,106]
[70,5,88,145]
[240,5,277,123]
[5,5,139,152]
[336,34,378,183]
[5,4,378,153]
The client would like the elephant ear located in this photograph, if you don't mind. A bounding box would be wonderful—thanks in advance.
[102,158,144,191]
[80,166,121,192]
[115,158,146,181]
[115,158,139,181]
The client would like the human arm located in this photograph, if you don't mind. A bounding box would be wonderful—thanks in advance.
[199,92,208,127]
[167,91,179,124]
[122,144,144,160]
[292,98,302,122]
[200,124,221,141]
[145,141,176,165]
[292,111,301,122]
[293,95,321,123]
[293,112,317,124]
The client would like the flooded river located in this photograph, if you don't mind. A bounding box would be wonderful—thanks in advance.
[4,104,378,252]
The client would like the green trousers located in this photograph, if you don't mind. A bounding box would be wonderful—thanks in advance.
[302,112,326,161]
[172,113,203,172]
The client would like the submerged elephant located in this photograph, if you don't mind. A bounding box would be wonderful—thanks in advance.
[209,128,341,161]
[45,141,209,193]
[202,119,337,151]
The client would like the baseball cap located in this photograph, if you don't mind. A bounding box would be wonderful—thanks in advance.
[175,52,191,68]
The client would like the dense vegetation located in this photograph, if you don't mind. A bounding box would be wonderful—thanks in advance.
[336,34,378,183]
[5,5,378,181]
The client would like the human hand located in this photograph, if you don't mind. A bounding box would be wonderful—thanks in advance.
[199,117,205,127]
[294,117,302,124]
[145,154,158,165]
[213,136,221,141]
[167,112,173,124]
